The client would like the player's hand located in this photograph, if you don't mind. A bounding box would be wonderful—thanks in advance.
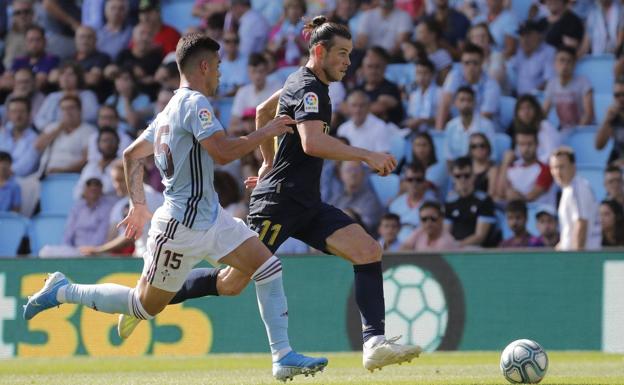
[263,115,296,137]
[117,203,152,240]
[365,152,397,176]
[244,162,272,189]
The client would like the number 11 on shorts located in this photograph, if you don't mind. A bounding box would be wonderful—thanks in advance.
[258,220,282,246]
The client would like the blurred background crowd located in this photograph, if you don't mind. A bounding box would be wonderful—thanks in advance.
[0,0,623,258]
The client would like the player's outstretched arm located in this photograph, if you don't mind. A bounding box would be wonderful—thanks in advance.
[298,120,397,176]
[200,115,295,165]
[119,138,154,240]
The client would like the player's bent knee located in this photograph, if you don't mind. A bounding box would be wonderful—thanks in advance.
[355,240,383,264]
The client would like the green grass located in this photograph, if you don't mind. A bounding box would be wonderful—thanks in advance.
[1,351,622,385]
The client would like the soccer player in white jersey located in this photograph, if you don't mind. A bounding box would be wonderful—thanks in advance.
[23,33,327,381]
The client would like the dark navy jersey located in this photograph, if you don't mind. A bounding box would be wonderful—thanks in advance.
[254,66,332,205]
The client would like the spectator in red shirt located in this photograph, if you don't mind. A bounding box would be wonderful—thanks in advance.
[137,0,180,56]
[496,129,555,206]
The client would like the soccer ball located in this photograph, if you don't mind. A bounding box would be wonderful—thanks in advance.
[500,339,549,384]
[383,264,448,352]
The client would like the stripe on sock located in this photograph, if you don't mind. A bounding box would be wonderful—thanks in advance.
[252,256,283,284]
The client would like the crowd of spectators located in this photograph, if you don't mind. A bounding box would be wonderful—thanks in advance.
[1,0,624,257]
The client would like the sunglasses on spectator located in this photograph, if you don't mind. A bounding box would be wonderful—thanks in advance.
[13,9,32,15]
[453,173,472,179]
[614,92,624,98]
[405,176,425,183]
[420,216,439,223]
[470,142,487,149]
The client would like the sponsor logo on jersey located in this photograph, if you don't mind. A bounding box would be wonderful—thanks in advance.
[198,108,213,128]
[303,92,319,113]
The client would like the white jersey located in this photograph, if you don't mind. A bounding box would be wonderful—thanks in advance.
[141,87,223,230]
[558,175,602,250]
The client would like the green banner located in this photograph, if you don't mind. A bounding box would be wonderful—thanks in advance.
[0,251,622,358]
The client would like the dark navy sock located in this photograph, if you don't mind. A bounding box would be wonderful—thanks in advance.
[353,261,385,342]
[169,268,220,304]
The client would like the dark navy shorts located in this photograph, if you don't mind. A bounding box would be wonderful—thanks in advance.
[247,191,355,254]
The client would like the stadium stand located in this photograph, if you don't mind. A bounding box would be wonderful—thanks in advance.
[0,212,29,256]
[28,214,67,255]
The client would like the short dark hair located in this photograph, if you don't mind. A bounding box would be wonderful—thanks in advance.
[506,200,527,217]
[248,52,268,67]
[514,128,538,143]
[405,160,426,176]
[366,46,390,64]
[380,213,400,224]
[556,45,577,60]
[551,146,575,164]
[420,18,443,39]
[419,201,443,215]
[605,164,623,175]
[97,126,120,145]
[60,94,82,110]
[175,33,220,72]
[0,151,12,163]
[456,86,475,99]
[415,57,435,73]
[303,15,352,50]
[26,24,45,37]
[461,42,484,58]
[7,96,31,112]
[452,156,473,171]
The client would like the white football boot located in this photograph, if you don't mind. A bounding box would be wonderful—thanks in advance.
[363,336,422,372]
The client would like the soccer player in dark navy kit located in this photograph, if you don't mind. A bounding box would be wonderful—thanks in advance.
[119,17,422,373]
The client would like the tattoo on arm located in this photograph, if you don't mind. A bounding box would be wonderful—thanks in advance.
[125,157,146,205]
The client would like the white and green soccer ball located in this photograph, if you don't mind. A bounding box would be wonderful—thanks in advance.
[383,264,448,352]
[500,339,549,384]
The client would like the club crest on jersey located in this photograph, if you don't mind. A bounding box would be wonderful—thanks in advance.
[303,92,319,113]
[198,108,213,128]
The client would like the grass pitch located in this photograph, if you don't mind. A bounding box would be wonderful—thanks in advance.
[1,351,622,385]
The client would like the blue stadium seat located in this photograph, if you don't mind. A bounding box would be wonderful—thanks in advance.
[370,173,400,206]
[0,212,29,256]
[576,166,607,202]
[161,0,199,34]
[389,134,408,164]
[40,173,80,215]
[499,96,517,130]
[385,63,415,89]
[510,1,533,22]
[494,133,512,163]
[28,214,67,255]
[426,162,448,195]
[430,130,446,161]
[594,93,613,125]
[217,97,234,129]
[564,126,613,168]
[526,204,539,237]
[497,210,513,240]
[575,55,615,94]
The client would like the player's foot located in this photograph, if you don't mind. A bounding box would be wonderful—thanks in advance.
[23,272,69,320]
[118,314,142,339]
[363,336,422,372]
[272,351,328,382]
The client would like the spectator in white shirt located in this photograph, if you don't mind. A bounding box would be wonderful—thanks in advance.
[230,53,282,130]
[549,146,602,250]
[337,90,399,153]
[227,0,270,57]
[354,0,412,59]
[404,58,440,133]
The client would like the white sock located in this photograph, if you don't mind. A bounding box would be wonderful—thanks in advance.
[252,256,292,362]
[57,283,133,315]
